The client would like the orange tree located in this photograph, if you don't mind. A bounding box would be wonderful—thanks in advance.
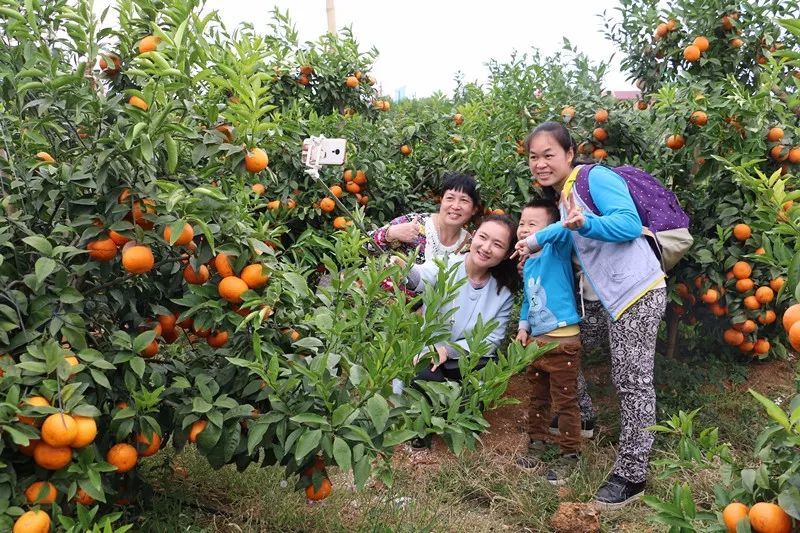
[0,0,548,529]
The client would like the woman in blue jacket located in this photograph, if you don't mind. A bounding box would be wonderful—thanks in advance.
[515,122,666,510]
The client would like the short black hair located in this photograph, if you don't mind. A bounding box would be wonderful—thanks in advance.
[440,172,481,208]
[523,198,560,224]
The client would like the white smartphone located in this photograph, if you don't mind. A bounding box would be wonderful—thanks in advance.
[302,137,347,166]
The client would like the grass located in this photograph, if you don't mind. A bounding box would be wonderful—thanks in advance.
[125,353,793,532]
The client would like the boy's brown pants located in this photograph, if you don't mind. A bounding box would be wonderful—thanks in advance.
[526,333,582,455]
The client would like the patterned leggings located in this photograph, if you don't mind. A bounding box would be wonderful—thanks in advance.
[575,300,607,423]
[604,288,666,483]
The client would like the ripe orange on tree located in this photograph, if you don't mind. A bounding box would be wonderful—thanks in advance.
[74,488,95,506]
[723,328,745,346]
[453,113,464,125]
[251,183,266,196]
[98,52,121,75]
[136,431,161,457]
[736,278,754,293]
[140,340,158,358]
[743,295,761,310]
[755,286,774,304]
[730,38,743,48]
[753,338,770,355]
[346,182,361,194]
[683,45,701,62]
[737,319,757,334]
[215,123,234,142]
[24,481,57,504]
[594,108,609,122]
[592,148,608,159]
[106,443,138,473]
[164,223,194,246]
[214,253,235,278]
[690,111,708,126]
[158,313,177,333]
[561,106,576,120]
[41,413,78,447]
[138,35,160,54]
[128,96,148,111]
[788,321,800,351]
[666,134,685,150]
[788,147,800,164]
[400,144,412,155]
[722,502,749,533]
[183,264,209,284]
[329,185,343,198]
[732,260,752,278]
[758,310,777,325]
[748,502,791,533]
[18,396,49,426]
[87,238,117,261]
[189,419,207,443]
[33,442,72,470]
[767,127,784,142]
[70,416,98,448]
[769,277,784,292]
[12,510,51,533]
[739,341,755,353]
[786,304,800,331]
[655,23,669,38]
[345,76,359,88]
[244,148,269,173]
[218,276,249,303]
[122,245,154,274]
[207,330,229,348]
[733,224,753,240]
[770,145,787,161]
[701,288,719,304]
[267,200,280,210]
[343,169,353,182]
[305,477,332,501]
[592,127,608,141]
[354,169,367,185]
[319,197,335,213]
[333,216,352,230]
[240,263,269,289]
[108,229,130,246]
[693,36,710,52]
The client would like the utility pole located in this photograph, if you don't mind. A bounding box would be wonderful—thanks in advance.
[326,0,336,34]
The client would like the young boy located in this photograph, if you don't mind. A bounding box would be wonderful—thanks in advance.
[515,199,583,485]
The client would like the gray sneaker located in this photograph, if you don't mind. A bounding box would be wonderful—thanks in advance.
[515,440,546,469]
[545,453,580,486]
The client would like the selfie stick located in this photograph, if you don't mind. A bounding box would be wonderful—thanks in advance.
[303,135,385,252]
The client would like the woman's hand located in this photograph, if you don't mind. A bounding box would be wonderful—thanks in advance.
[430,346,449,372]
[563,193,586,230]
[387,217,422,244]
[388,255,407,268]
[515,330,529,346]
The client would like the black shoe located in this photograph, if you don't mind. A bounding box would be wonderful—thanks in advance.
[593,474,645,510]
[545,453,580,486]
[410,436,432,449]
[514,440,546,469]
[549,416,595,439]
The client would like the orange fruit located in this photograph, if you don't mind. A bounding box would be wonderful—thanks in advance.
[736,278,754,293]
[709,303,727,317]
[453,113,464,125]
[214,253,235,278]
[12,510,51,533]
[676,282,690,300]
[128,96,148,111]
[730,38,743,49]
[87,238,117,261]
[770,145,787,161]
[788,147,800,164]
[140,340,158,358]
[108,230,130,246]
[189,419,207,443]
[35,151,55,163]
[305,477,332,501]
[755,286,774,304]
[136,431,161,457]
[300,65,314,76]
[739,341,755,353]
[700,288,719,304]
[755,247,766,255]
[748,502,791,533]
[767,127,784,142]
[654,23,668,38]
[163,223,194,246]
[106,443,138,473]
[722,502,749,533]
[594,108,609,123]
[71,416,98,448]
[769,277,785,292]
[244,148,269,173]
[41,413,78,447]
[592,148,608,159]
[732,261,752,279]
[690,111,708,126]
[266,200,280,210]
[218,276,248,303]
[343,170,353,182]
[723,328,744,346]
[666,134,685,150]
[158,314,177,334]
[130,198,156,229]
[240,264,270,289]
[138,35,160,54]
[98,52,121,75]
[18,396,50,426]
[758,310,777,325]
[743,295,761,310]
[721,15,734,31]
[738,319,757,334]
[666,19,677,31]
[345,76,359,88]
[183,264,210,285]
[207,330,229,348]
[636,100,648,110]
[286,198,297,209]
[358,195,369,206]
[400,144,412,155]
[122,245,154,274]
[683,45,701,62]
[74,488,95,505]
[561,106,576,119]
[592,127,608,142]
[25,481,57,504]
[354,170,367,185]
[329,185,343,198]
[693,36,710,52]
[33,442,72,470]
[789,321,800,351]
[319,197,336,213]
[333,216,352,230]
[346,182,361,194]
[215,123,234,142]
[251,183,266,196]
[753,338,770,355]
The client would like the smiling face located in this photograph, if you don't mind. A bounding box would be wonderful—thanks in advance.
[438,188,478,228]
[528,132,574,190]
[469,220,513,270]
[517,206,554,241]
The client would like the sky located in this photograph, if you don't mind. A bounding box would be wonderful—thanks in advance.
[93,0,636,99]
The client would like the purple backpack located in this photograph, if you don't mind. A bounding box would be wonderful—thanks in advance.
[574,164,693,271]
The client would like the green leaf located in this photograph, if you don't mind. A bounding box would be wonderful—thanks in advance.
[133,330,156,354]
[129,357,145,378]
[294,428,322,463]
[381,429,417,448]
[22,235,53,256]
[749,389,790,430]
[289,413,330,427]
[192,397,213,413]
[352,456,371,490]
[365,394,389,433]
[141,134,154,162]
[332,436,351,472]
[34,257,56,284]
[165,133,178,173]
[787,250,800,303]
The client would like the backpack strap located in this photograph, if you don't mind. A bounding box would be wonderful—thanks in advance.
[573,164,600,215]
